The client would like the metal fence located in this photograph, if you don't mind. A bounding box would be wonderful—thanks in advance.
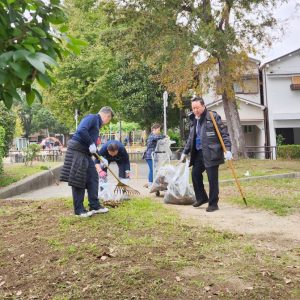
[9,150,65,163]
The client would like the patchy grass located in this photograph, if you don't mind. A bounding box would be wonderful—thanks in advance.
[0,198,299,299]
[221,178,300,215]
[0,162,61,188]
[214,159,300,181]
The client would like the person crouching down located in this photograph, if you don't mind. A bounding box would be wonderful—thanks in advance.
[95,141,131,181]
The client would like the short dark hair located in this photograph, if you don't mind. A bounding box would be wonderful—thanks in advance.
[100,106,114,118]
[191,96,205,105]
[107,143,119,152]
[151,123,161,130]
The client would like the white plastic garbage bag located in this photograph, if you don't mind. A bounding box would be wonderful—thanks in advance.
[98,180,129,202]
[150,164,176,193]
[164,160,195,205]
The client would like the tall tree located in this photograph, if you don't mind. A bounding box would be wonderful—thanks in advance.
[44,0,117,129]
[101,0,286,157]
[0,0,86,108]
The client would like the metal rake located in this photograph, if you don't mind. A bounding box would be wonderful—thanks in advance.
[93,153,140,196]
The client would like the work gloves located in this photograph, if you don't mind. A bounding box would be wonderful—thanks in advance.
[100,156,109,167]
[224,151,233,160]
[89,143,97,154]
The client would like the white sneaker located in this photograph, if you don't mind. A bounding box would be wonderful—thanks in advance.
[90,207,109,215]
[76,211,93,218]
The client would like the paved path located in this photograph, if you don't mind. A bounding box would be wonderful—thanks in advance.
[7,162,300,245]
[9,162,151,200]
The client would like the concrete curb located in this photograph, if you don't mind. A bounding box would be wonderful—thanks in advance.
[219,172,300,184]
[0,164,63,199]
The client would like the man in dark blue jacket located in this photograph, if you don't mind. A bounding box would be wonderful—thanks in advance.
[95,141,130,179]
[60,106,114,217]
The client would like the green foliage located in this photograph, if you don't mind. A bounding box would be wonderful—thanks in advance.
[45,0,117,129]
[277,145,300,160]
[167,128,182,148]
[0,126,5,175]
[17,101,68,138]
[23,143,41,166]
[276,134,285,146]
[0,0,87,108]
[0,102,16,156]
[111,60,165,129]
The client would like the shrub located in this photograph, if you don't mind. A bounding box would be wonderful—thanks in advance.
[23,144,41,166]
[277,145,300,159]
[167,129,182,148]
[0,126,5,175]
[0,102,16,156]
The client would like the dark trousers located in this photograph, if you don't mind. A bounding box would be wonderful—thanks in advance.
[192,150,219,207]
[72,157,100,214]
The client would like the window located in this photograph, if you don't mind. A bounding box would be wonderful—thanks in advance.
[290,76,300,90]
[243,125,253,134]
[216,77,259,95]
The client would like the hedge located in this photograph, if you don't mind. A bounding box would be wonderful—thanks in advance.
[277,145,300,159]
[0,126,5,175]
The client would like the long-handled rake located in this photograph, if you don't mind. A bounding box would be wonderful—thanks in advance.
[209,112,247,206]
[93,153,140,196]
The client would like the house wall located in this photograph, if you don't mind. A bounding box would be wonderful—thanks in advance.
[203,60,261,105]
[262,50,300,148]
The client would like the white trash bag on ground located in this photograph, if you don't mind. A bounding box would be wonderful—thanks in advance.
[98,179,129,202]
[164,160,195,205]
[150,164,176,193]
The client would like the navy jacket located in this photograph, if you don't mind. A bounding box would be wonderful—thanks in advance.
[72,114,102,151]
[95,140,130,171]
[143,133,165,160]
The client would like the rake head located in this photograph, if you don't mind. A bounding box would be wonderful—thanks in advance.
[114,182,140,196]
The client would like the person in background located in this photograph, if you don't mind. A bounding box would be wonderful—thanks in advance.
[143,123,165,188]
[60,106,114,217]
[180,97,232,212]
[95,140,131,180]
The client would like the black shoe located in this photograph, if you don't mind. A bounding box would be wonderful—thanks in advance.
[206,205,219,212]
[193,200,208,207]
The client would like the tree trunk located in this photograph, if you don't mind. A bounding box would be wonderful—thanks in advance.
[218,60,247,158]
[222,94,247,158]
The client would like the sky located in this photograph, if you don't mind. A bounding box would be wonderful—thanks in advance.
[260,0,300,63]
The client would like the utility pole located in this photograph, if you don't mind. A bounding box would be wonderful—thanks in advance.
[163,91,168,136]
[75,109,78,130]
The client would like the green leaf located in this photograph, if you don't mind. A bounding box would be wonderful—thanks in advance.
[37,72,52,88]
[26,89,36,105]
[0,71,6,84]
[68,36,89,47]
[7,89,22,102]
[59,24,68,33]
[35,52,58,66]
[23,44,36,53]
[9,61,31,80]
[3,92,13,109]
[50,0,60,4]
[48,7,66,25]
[0,51,14,67]
[25,54,46,73]
[23,36,40,45]
[13,49,30,61]
[7,0,16,4]
[32,27,47,38]
[33,88,43,103]
[66,43,81,55]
